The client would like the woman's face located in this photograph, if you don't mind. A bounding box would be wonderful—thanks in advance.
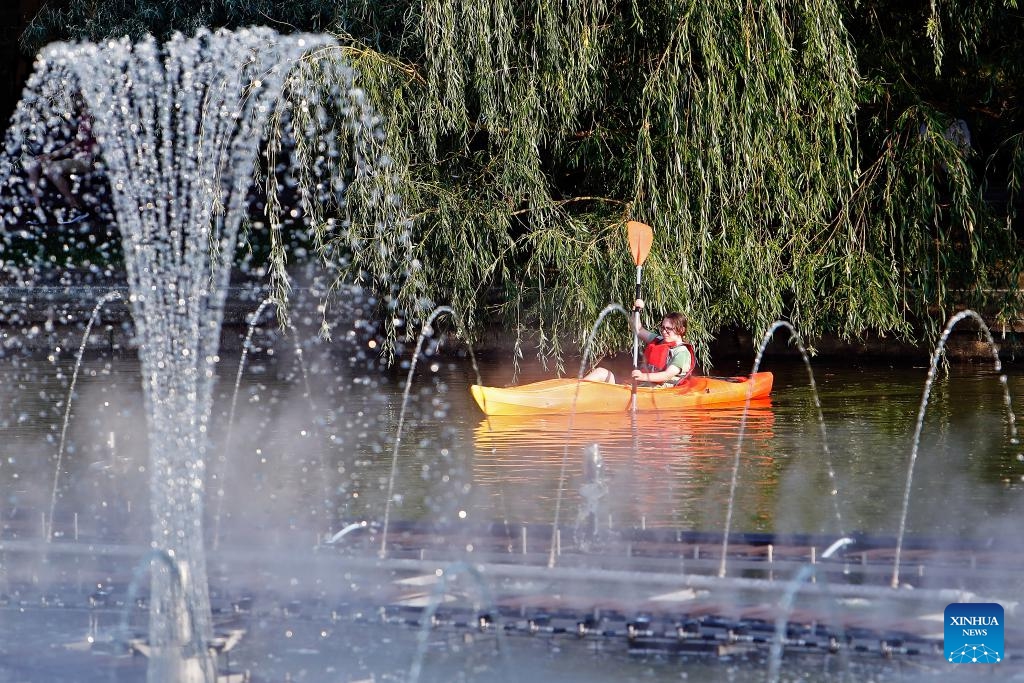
[659,319,683,340]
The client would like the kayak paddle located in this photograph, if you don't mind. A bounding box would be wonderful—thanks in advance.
[626,220,653,411]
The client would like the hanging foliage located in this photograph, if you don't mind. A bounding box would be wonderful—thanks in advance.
[13,0,1024,366]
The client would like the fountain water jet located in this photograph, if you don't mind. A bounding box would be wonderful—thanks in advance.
[548,302,629,567]
[890,309,1020,588]
[0,27,384,682]
[718,320,843,577]
[573,443,609,549]
[118,549,208,678]
[49,289,123,541]
[766,536,854,683]
[211,296,277,551]
[210,294,335,550]
[380,305,489,557]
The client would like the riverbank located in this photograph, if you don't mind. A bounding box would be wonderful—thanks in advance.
[0,283,272,353]
[1,283,1021,366]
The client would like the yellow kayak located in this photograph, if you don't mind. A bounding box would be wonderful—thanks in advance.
[470,372,773,416]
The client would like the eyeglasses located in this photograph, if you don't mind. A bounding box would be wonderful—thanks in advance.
[659,325,675,333]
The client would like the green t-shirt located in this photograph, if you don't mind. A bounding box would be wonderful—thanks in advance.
[667,344,693,376]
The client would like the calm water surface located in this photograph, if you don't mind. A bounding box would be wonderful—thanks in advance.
[3,338,1022,546]
[2,334,1023,682]
[467,356,1024,542]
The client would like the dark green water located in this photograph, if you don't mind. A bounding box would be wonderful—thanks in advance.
[3,345,1023,549]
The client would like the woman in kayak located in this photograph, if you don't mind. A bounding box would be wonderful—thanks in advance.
[583,300,696,387]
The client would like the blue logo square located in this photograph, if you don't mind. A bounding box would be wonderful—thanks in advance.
[945,602,1004,663]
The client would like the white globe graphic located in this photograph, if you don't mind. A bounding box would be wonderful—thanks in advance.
[948,644,1001,664]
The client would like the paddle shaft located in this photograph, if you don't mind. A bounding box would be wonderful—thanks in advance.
[631,265,642,411]
[632,266,643,368]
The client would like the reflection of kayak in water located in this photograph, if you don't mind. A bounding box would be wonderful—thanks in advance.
[472,404,777,530]
[474,400,775,451]
[470,372,773,416]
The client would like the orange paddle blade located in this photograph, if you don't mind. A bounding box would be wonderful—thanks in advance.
[627,221,653,266]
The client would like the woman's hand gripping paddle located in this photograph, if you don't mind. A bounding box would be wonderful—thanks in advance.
[627,221,653,411]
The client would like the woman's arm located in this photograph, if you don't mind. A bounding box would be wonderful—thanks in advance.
[630,365,681,384]
[631,298,653,342]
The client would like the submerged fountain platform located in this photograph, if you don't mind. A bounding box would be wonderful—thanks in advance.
[2,516,1020,680]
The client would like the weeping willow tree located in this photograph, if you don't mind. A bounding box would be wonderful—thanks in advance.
[16,0,1024,365]
[297,0,866,366]
[837,0,1024,343]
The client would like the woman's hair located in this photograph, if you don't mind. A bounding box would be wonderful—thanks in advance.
[662,312,688,336]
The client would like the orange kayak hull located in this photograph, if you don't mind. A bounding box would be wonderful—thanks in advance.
[470,372,773,416]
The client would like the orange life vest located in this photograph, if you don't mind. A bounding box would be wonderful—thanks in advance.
[642,338,696,385]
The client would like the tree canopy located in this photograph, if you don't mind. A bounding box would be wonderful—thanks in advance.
[12,0,1024,367]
